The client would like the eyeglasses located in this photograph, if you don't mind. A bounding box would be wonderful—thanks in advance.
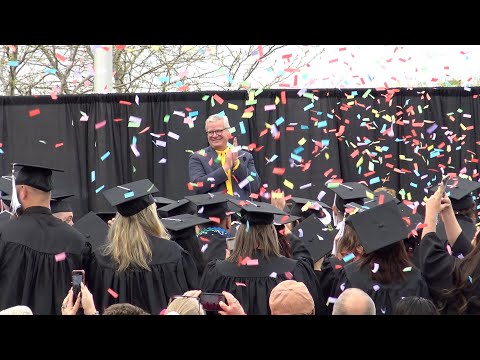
[206,128,228,136]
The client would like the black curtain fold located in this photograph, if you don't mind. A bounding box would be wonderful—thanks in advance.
[0,87,479,220]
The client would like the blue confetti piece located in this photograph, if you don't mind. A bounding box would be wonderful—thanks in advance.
[414,170,420,177]
[303,103,314,111]
[101,151,111,161]
[469,276,473,283]
[275,117,285,126]
[217,111,226,117]
[8,60,19,67]
[358,166,362,175]
[318,120,327,128]
[290,153,302,162]
[132,136,137,145]
[326,113,334,119]
[246,220,250,232]
[351,91,358,96]
[124,191,134,199]
[293,146,304,155]
[91,171,95,182]
[45,68,57,74]
[300,125,309,130]
[158,76,169,83]
[189,111,199,117]
[269,154,278,163]
[410,182,418,188]
[250,172,257,177]
[239,121,246,134]
[343,253,355,263]
[316,111,323,115]
[175,81,183,87]
[370,177,380,185]
[321,139,330,147]
[95,185,105,193]
[0,149,3,154]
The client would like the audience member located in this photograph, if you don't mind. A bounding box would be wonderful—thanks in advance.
[394,296,439,315]
[269,280,315,315]
[332,288,376,315]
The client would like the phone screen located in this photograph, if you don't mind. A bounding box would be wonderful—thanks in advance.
[199,293,226,312]
[226,237,235,251]
[72,271,84,302]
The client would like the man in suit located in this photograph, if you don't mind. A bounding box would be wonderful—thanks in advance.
[188,114,261,200]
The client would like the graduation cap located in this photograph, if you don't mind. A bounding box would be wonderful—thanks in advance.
[328,182,373,213]
[13,162,64,192]
[291,214,336,262]
[73,211,108,250]
[362,191,400,209]
[95,210,116,223]
[289,197,330,219]
[431,177,480,210]
[346,200,408,254]
[103,179,158,217]
[227,198,287,225]
[0,176,12,195]
[184,193,230,220]
[153,196,175,208]
[161,213,210,233]
[157,199,196,218]
[273,213,301,226]
[50,192,74,213]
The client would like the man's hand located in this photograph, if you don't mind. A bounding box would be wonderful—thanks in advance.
[232,137,239,163]
[222,150,234,172]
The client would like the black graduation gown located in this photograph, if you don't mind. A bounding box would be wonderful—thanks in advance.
[85,235,199,315]
[198,227,231,263]
[316,255,350,314]
[0,206,88,315]
[333,260,430,315]
[200,251,326,315]
[418,231,480,314]
[436,215,475,255]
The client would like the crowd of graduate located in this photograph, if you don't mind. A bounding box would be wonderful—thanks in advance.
[0,159,479,315]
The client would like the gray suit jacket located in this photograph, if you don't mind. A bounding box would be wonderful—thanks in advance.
[188,146,261,200]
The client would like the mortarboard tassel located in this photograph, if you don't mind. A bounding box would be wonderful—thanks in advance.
[10,164,21,214]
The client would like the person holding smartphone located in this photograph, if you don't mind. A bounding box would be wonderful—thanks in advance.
[200,199,325,315]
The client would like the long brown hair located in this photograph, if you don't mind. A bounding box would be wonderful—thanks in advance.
[103,203,170,272]
[227,223,281,263]
[336,223,362,258]
[358,241,411,283]
[438,232,480,314]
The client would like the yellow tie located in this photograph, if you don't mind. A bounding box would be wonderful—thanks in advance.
[217,150,233,195]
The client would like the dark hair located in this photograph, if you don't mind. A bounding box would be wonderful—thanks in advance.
[103,303,150,315]
[437,233,480,314]
[337,223,362,257]
[359,241,411,284]
[275,225,293,258]
[394,296,439,315]
[454,203,476,223]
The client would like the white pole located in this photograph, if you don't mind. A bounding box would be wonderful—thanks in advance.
[93,45,113,93]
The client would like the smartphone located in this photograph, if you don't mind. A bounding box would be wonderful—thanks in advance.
[226,237,235,252]
[72,270,85,303]
[441,174,449,195]
[199,293,226,312]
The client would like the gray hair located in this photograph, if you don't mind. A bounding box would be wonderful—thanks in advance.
[205,114,230,131]
[332,288,376,315]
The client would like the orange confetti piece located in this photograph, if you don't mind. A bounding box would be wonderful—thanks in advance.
[119,100,132,105]
[213,94,224,104]
[280,91,287,104]
[113,118,123,122]
[115,45,126,51]
[29,108,41,117]
[272,167,286,176]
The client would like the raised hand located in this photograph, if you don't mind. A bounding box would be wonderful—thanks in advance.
[232,137,239,163]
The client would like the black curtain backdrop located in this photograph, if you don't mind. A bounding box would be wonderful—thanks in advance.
[0,87,479,220]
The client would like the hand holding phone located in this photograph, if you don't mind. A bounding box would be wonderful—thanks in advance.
[199,293,226,312]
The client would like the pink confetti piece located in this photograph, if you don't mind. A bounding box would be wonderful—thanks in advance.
[284,271,293,280]
[235,282,246,287]
[55,142,64,148]
[246,259,259,266]
[446,244,452,255]
[373,285,380,292]
[159,308,167,315]
[54,252,66,262]
[119,100,132,105]
[108,288,119,298]
[95,120,107,130]
[264,104,276,111]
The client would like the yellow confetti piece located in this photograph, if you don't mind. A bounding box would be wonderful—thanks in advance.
[228,103,238,110]
[356,156,364,168]
[265,123,272,129]
[427,145,434,151]
[382,114,392,122]
[241,112,254,119]
[298,137,307,146]
[365,191,375,199]
[325,152,330,160]
[407,192,412,201]
[347,101,354,106]
[275,96,280,105]
[283,179,294,189]
[301,202,312,212]
[460,123,467,131]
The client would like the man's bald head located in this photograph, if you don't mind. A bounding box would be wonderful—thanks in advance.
[332,288,376,315]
